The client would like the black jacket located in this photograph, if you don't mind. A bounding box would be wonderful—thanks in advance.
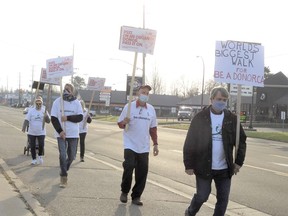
[183,106,247,178]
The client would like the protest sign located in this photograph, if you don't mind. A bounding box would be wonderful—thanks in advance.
[119,26,157,55]
[214,40,264,87]
[40,68,61,85]
[87,77,106,91]
[46,56,73,78]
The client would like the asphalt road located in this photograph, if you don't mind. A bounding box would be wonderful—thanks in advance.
[0,106,287,216]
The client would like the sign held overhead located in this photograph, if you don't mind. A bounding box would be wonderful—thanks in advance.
[119,26,157,55]
[214,40,264,87]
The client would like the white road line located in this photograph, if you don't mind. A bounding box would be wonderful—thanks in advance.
[245,164,288,177]
[270,154,288,159]
[271,162,288,167]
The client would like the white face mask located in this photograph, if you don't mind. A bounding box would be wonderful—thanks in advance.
[139,94,149,103]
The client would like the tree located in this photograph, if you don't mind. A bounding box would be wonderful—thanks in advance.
[264,66,273,79]
[148,66,165,94]
[204,79,226,95]
[72,76,86,90]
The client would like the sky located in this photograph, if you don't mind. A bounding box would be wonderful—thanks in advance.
[1,0,288,94]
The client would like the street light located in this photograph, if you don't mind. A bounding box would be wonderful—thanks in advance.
[197,56,205,109]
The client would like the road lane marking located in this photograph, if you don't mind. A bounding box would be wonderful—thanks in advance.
[270,154,288,159]
[245,164,288,177]
[271,162,288,167]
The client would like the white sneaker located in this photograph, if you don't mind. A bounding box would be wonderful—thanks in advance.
[31,159,37,165]
[38,156,44,164]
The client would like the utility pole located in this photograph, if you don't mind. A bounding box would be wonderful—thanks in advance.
[18,72,21,105]
[142,3,146,85]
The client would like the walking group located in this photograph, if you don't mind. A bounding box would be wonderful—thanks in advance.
[22,83,247,216]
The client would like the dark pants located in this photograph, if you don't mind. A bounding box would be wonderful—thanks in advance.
[79,133,86,158]
[121,149,149,200]
[187,169,231,216]
[28,135,45,160]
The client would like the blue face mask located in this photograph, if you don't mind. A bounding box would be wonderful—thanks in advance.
[212,100,227,112]
[139,94,149,103]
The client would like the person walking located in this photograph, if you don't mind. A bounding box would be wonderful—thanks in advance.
[22,96,50,165]
[117,85,159,206]
[51,83,83,188]
[183,86,247,216]
[78,100,92,162]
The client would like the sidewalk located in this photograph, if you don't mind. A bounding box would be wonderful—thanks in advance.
[0,158,47,216]
[0,155,272,216]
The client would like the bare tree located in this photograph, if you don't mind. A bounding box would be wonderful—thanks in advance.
[170,81,180,96]
[148,66,165,94]
[204,79,226,95]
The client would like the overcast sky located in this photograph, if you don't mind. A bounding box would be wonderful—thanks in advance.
[1,0,288,93]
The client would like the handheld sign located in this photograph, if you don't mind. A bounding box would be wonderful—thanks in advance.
[119,26,157,55]
[40,68,61,85]
[214,40,264,162]
[119,26,157,131]
[46,56,74,79]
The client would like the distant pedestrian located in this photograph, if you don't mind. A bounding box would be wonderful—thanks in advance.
[51,83,83,188]
[22,96,50,165]
[117,85,159,206]
[183,86,247,216]
[78,100,92,162]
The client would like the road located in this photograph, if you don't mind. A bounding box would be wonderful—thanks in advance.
[0,106,287,216]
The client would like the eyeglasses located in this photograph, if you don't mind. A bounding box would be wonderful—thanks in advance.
[36,103,42,106]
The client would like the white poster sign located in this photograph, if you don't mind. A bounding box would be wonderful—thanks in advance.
[46,56,73,78]
[87,77,106,91]
[119,26,157,55]
[214,41,264,87]
[230,84,253,96]
[40,68,61,85]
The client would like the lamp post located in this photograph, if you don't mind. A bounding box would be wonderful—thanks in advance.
[197,56,205,109]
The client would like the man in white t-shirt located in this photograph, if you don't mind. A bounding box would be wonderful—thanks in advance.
[51,83,83,188]
[183,87,247,216]
[117,85,159,206]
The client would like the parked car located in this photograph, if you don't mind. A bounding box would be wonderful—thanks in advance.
[177,106,193,121]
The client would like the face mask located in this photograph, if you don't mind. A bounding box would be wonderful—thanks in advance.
[212,100,227,112]
[63,89,71,97]
[139,94,149,103]
[35,103,42,110]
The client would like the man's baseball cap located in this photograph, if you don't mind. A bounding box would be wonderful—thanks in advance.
[138,85,152,91]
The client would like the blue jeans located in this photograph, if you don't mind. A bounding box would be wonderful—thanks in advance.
[57,137,78,177]
[187,169,231,216]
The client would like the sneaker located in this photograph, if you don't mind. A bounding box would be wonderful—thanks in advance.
[38,156,44,164]
[31,159,37,165]
[132,197,143,206]
[120,192,128,203]
[80,157,84,162]
[60,176,68,188]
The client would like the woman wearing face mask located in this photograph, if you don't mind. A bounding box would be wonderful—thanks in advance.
[183,86,247,216]
[22,96,51,165]
[117,85,159,206]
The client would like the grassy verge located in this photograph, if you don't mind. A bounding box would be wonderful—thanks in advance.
[94,115,288,143]
[163,124,288,143]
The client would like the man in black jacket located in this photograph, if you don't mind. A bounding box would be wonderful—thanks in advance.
[183,86,247,216]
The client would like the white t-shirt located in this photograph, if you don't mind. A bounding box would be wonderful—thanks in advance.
[79,109,89,133]
[51,97,83,138]
[118,100,157,153]
[25,106,47,136]
[210,111,228,170]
